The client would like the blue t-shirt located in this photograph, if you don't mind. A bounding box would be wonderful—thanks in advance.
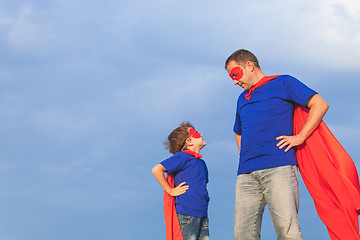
[160,151,209,217]
[234,75,317,175]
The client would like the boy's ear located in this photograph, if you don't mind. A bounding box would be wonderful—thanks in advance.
[186,138,194,146]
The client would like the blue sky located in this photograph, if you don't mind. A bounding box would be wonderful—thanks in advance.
[0,0,359,239]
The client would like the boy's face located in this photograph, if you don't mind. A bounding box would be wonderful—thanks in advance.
[188,128,206,149]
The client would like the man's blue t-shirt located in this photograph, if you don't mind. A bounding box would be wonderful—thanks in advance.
[234,75,317,175]
[160,151,209,217]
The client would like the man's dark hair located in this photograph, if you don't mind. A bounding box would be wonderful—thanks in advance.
[164,121,194,154]
[225,49,261,70]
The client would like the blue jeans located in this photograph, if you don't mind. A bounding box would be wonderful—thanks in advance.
[177,214,209,240]
[234,165,303,240]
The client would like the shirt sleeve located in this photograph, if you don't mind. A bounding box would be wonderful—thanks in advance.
[204,162,209,184]
[282,75,317,107]
[160,152,186,174]
[233,98,242,135]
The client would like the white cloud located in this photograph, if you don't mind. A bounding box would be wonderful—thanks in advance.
[0,4,54,50]
[114,65,225,120]
[217,0,360,70]
[42,158,92,174]
[328,118,360,148]
[28,107,99,141]
[295,0,360,67]
[0,98,97,141]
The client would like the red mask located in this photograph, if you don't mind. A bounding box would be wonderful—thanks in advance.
[229,67,243,80]
[189,128,201,138]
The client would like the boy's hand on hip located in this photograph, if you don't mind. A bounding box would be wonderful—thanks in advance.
[169,182,189,196]
[276,135,305,152]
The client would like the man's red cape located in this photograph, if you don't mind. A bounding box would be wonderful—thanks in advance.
[247,76,360,238]
[294,105,360,240]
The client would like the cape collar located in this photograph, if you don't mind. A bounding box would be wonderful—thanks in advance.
[182,149,203,159]
[245,75,281,100]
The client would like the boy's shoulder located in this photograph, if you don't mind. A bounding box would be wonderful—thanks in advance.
[161,151,194,172]
[167,151,200,162]
[172,151,191,159]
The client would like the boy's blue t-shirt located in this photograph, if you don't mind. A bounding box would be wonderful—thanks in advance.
[160,151,209,217]
[234,75,317,175]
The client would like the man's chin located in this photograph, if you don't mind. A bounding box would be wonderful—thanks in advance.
[238,84,248,90]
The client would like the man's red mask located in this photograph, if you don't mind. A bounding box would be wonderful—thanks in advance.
[189,128,201,138]
[229,67,243,80]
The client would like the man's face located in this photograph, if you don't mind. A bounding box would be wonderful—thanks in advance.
[226,60,252,91]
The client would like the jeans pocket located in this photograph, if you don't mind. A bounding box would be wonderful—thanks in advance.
[178,214,192,227]
[202,217,209,230]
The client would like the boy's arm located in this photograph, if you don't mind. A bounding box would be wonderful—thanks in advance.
[235,133,241,154]
[276,94,329,152]
[152,164,189,197]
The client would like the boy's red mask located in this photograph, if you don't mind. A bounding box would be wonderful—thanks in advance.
[229,67,243,80]
[189,128,201,138]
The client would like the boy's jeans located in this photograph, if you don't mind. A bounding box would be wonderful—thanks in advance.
[234,165,303,240]
[177,214,209,240]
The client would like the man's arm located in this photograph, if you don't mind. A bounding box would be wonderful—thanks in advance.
[235,133,241,154]
[276,94,329,152]
[152,164,189,196]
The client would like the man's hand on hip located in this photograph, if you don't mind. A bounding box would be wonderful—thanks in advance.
[276,135,305,152]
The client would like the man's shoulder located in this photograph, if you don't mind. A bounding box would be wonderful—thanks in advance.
[273,74,297,82]
[271,75,303,88]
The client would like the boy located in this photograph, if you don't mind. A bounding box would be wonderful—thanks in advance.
[152,121,210,240]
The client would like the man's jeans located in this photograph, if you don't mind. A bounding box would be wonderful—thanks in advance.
[177,214,209,240]
[234,165,303,240]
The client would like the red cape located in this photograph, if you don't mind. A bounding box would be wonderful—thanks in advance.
[240,75,360,238]
[163,150,202,239]
[294,105,360,240]
[164,173,183,240]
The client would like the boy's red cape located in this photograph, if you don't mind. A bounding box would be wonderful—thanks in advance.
[294,105,360,240]
[163,150,202,240]
[164,173,183,240]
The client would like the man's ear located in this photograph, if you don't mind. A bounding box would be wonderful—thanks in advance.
[248,61,255,72]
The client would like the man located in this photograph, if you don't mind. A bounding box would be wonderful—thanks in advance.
[225,49,329,240]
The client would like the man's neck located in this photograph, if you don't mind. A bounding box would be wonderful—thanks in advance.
[251,71,266,87]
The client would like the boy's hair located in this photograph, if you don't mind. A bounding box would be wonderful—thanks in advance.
[225,49,261,70]
[164,121,194,154]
